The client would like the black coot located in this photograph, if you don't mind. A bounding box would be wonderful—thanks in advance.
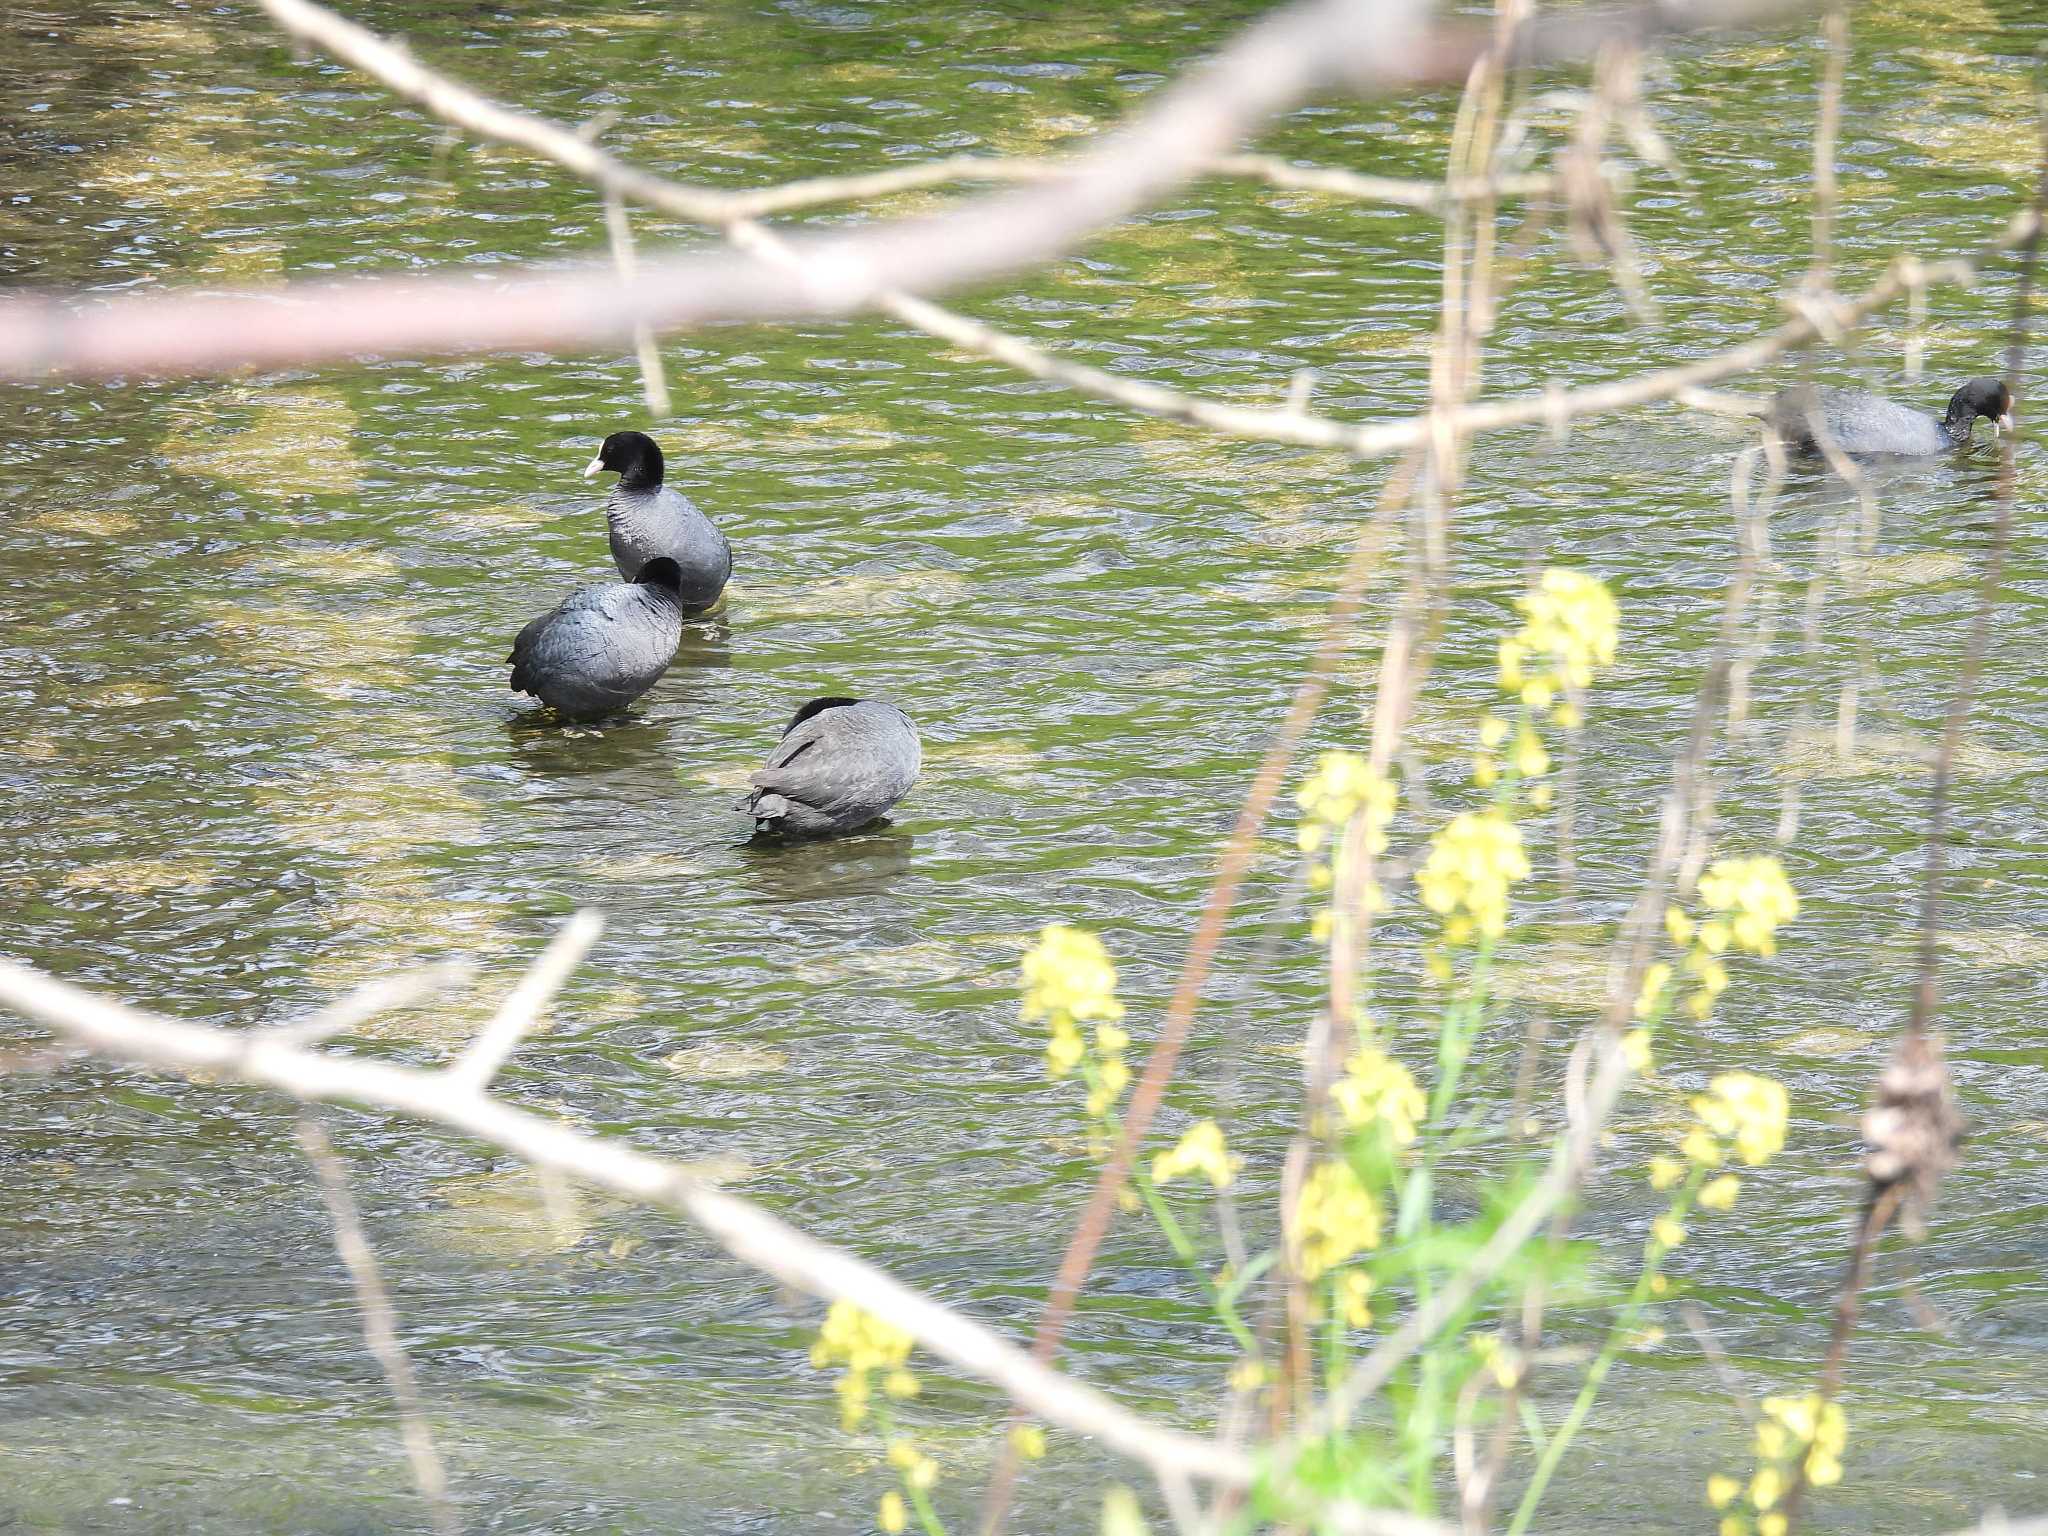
[1765,377,2014,457]
[508,557,686,722]
[584,431,732,614]
[737,697,922,838]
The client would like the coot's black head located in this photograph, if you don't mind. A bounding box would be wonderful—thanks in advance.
[584,430,665,489]
[783,696,861,735]
[1946,377,2016,435]
[634,556,684,594]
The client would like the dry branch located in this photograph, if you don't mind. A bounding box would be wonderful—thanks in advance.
[0,0,1816,398]
[0,945,1247,1490]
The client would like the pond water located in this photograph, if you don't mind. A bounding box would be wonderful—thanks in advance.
[4,0,2048,1531]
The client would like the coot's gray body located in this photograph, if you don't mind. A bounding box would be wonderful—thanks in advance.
[585,430,731,614]
[1766,377,2014,457]
[509,558,685,722]
[738,697,921,838]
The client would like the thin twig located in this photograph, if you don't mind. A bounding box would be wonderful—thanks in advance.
[448,909,602,1091]
[297,1118,460,1536]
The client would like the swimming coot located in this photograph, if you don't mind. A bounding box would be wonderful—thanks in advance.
[736,697,921,838]
[1765,377,2014,457]
[508,557,685,722]
[584,430,732,614]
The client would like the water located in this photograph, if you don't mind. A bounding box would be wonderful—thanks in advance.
[4,0,2048,1530]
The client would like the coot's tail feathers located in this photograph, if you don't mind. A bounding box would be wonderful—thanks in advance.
[736,790,789,823]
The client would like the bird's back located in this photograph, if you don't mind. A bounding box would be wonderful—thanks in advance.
[606,485,732,612]
[742,701,921,834]
[1768,386,1952,457]
[510,582,682,719]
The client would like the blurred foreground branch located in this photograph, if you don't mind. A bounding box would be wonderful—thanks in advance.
[0,932,1248,1493]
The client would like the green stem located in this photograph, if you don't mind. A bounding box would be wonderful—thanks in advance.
[1505,1172,1705,1536]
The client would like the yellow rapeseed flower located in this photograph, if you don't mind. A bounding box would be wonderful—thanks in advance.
[878,1491,907,1534]
[1293,1160,1384,1281]
[1750,1467,1785,1511]
[812,1301,915,1430]
[1416,809,1530,942]
[1648,1155,1684,1191]
[1633,961,1674,1020]
[1759,1514,1788,1536]
[1697,856,1799,957]
[1622,1028,1654,1073]
[1335,1269,1375,1328]
[1652,1214,1687,1250]
[1331,1048,1425,1146]
[1022,923,1124,1028]
[1699,1174,1741,1211]
[1011,1424,1048,1461]
[1151,1119,1241,1190]
[1707,1474,1741,1509]
[1692,1073,1791,1166]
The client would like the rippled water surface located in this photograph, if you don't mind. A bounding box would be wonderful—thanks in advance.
[5,0,2048,1530]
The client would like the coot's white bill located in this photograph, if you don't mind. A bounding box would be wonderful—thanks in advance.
[583,454,605,478]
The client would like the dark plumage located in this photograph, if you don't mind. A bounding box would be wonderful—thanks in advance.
[508,557,685,722]
[737,697,922,838]
[1765,376,2015,457]
[584,430,732,614]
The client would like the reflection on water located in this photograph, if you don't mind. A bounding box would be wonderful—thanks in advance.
[4,0,2048,1530]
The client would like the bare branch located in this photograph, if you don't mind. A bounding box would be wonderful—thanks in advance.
[0,0,1818,387]
[448,909,602,1091]
[264,960,475,1047]
[297,1119,460,1536]
[0,952,1248,1489]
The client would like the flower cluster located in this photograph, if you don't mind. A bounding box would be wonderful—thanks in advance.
[1708,1393,1847,1536]
[1292,1159,1383,1282]
[1497,567,1621,710]
[1477,568,1619,802]
[1691,1072,1791,1167]
[1416,809,1531,946]
[810,1300,917,1431]
[1331,1046,1425,1147]
[1296,750,1397,940]
[1023,924,1131,1119]
[1662,855,1798,1019]
[1696,855,1801,958]
[1152,1118,1241,1189]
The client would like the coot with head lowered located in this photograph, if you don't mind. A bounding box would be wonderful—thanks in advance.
[508,557,686,722]
[737,697,921,838]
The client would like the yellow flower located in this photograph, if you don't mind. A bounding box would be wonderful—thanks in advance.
[1697,855,1799,957]
[1416,809,1531,942]
[1760,1515,1787,1536]
[1807,1451,1843,1487]
[1699,1174,1741,1211]
[1479,715,1509,748]
[814,1301,913,1374]
[1021,924,1124,1028]
[1750,1467,1785,1511]
[1011,1424,1047,1461]
[1527,782,1554,811]
[1665,905,1696,947]
[1502,568,1620,703]
[1151,1119,1241,1189]
[1633,961,1673,1019]
[1473,755,1500,789]
[1622,1028,1653,1073]
[1228,1357,1268,1393]
[1334,1270,1375,1328]
[1692,1073,1791,1166]
[1681,1126,1723,1167]
[906,1457,937,1492]
[1720,1518,1749,1536]
[883,1368,920,1399]
[1651,1214,1687,1250]
[1296,750,1397,830]
[878,1491,907,1534]
[1648,1155,1684,1191]
[1045,1022,1085,1080]
[1293,1160,1384,1280]
[1331,1048,1426,1145]
[1552,700,1583,731]
[1513,728,1551,778]
[1096,1023,1130,1056]
[1706,1474,1741,1509]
